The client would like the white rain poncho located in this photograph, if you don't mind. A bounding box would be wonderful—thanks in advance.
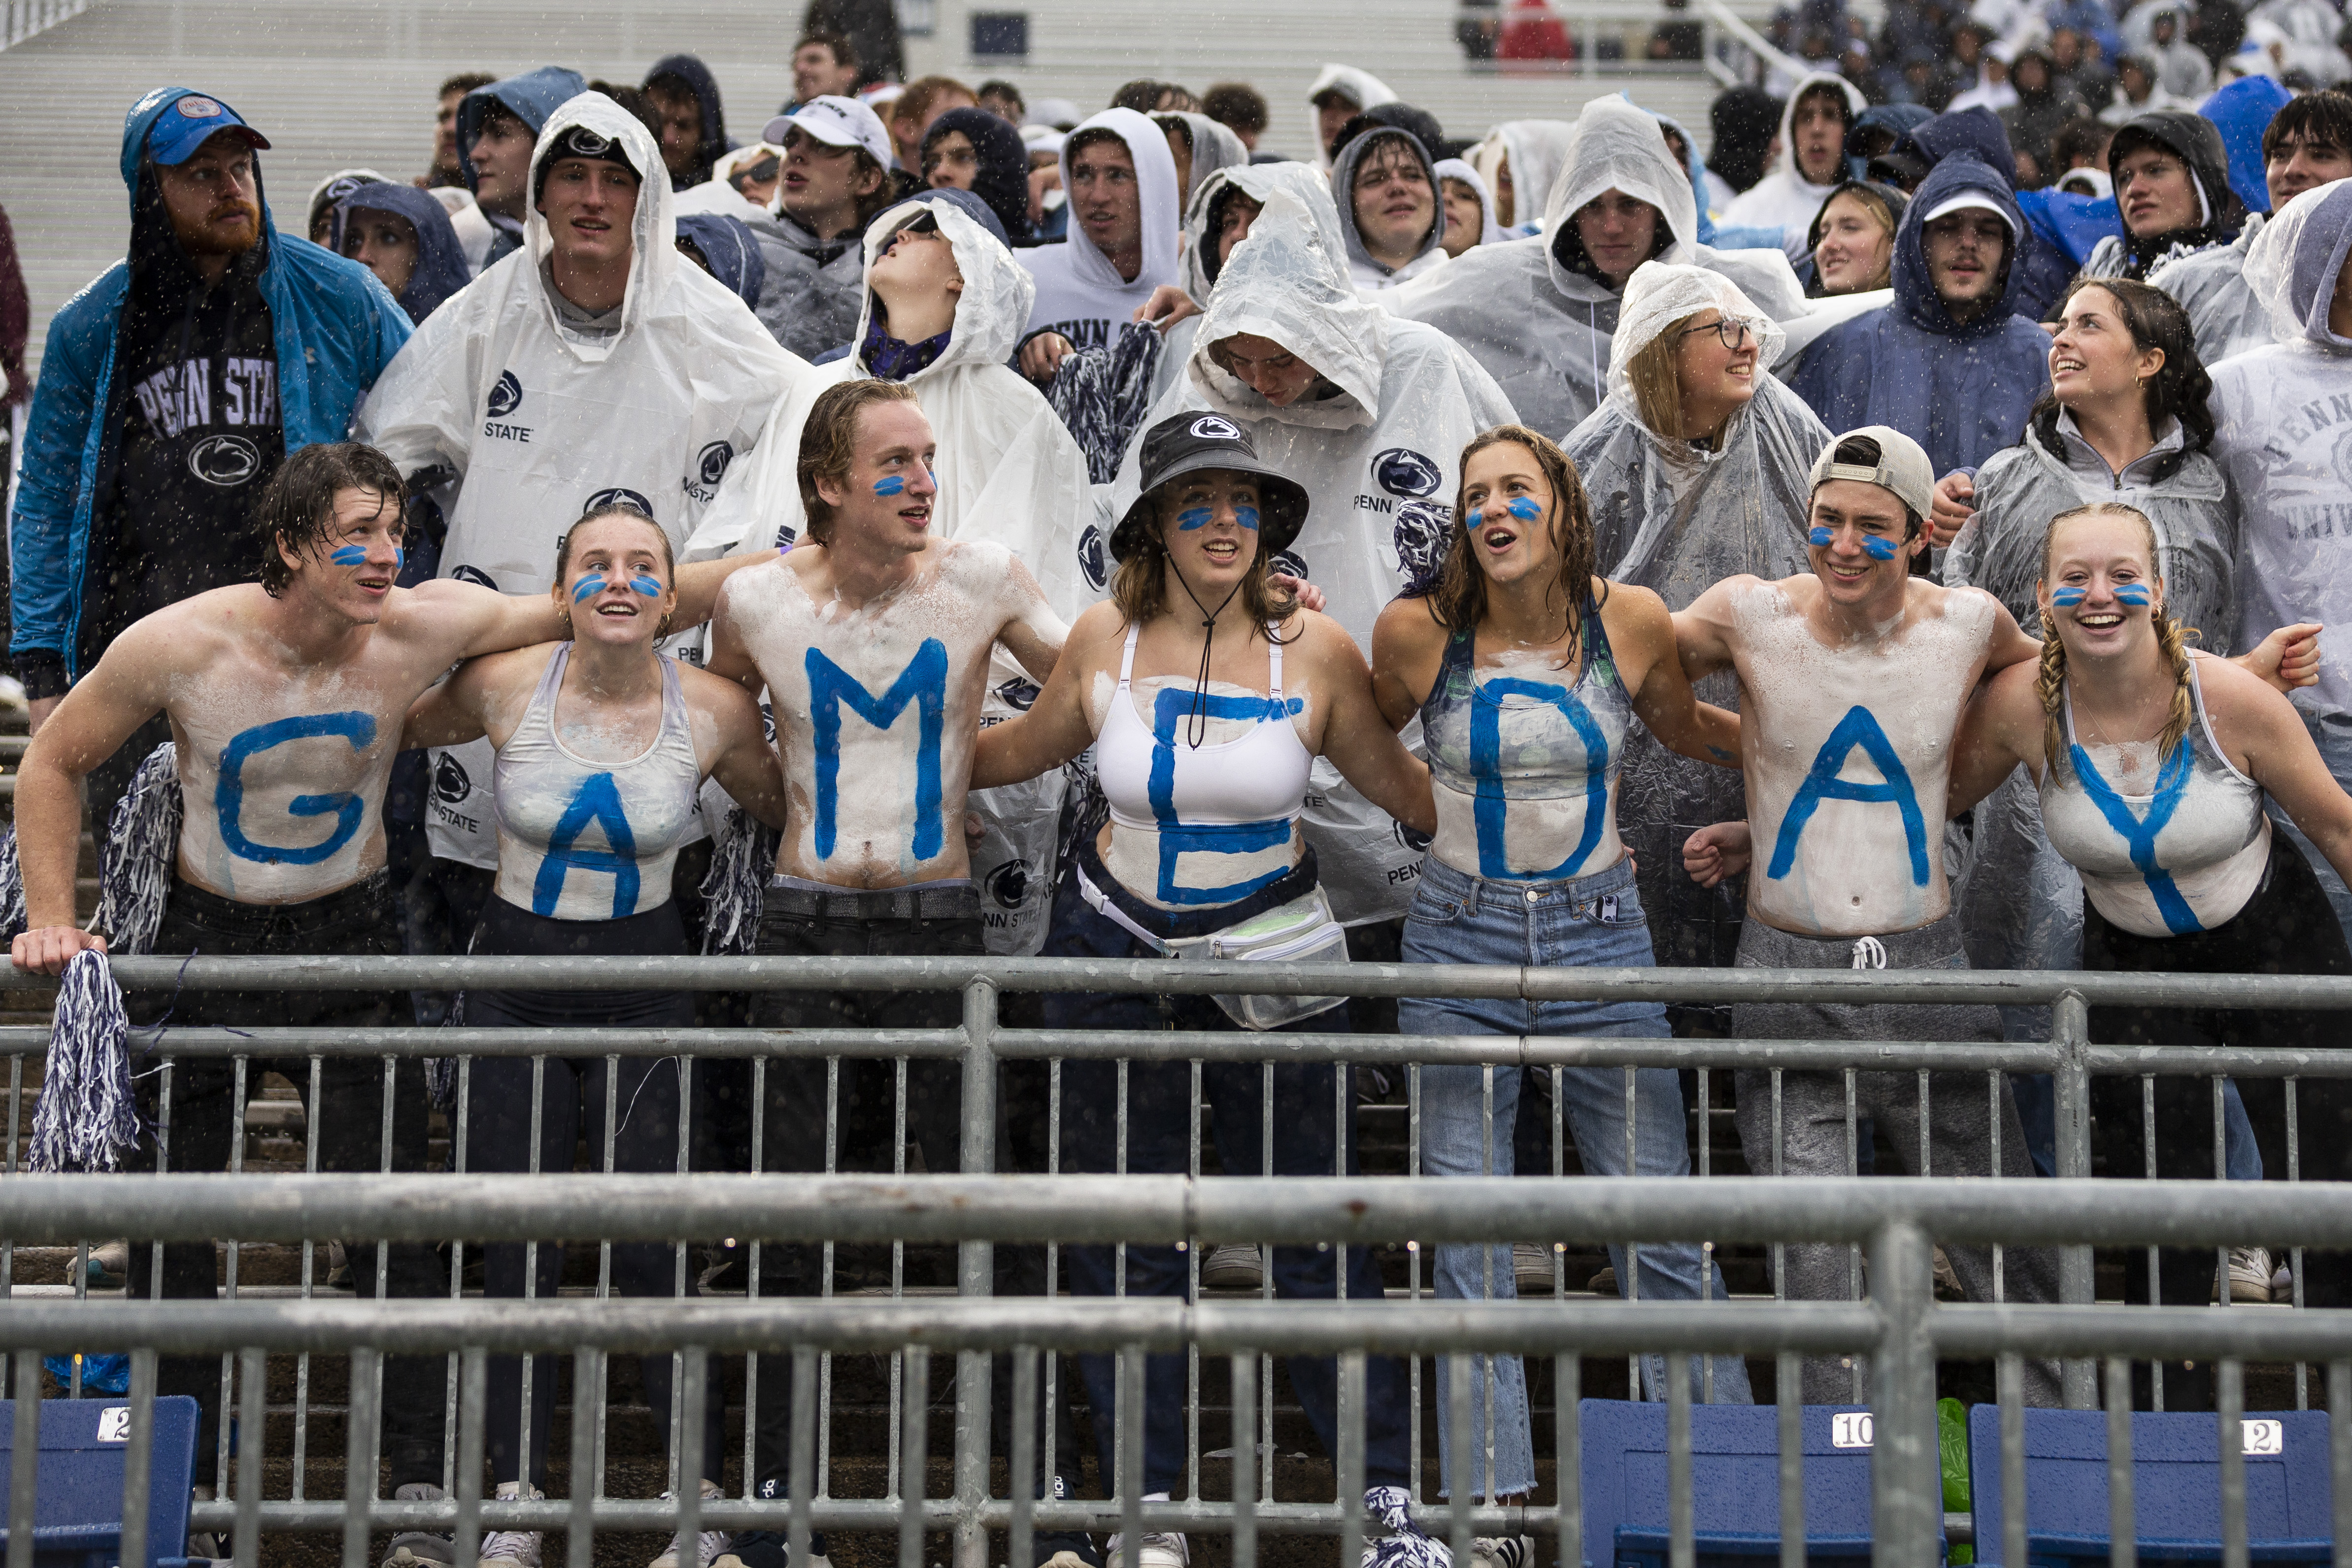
[1018,108,1182,352]
[1098,185,1519,923]
[1721,72,1870,256]
[2210,177,2352,919]
[2147,213,2273,367]
[1468,120,1575,231]
[1330,124,1450,293]
[1563,262,1831,971]
[1387,96,1819,442]
[1942,413,2239,1029]
[1432,158,1506,247]
[1154,111,1249,208]
[1304,64,1398,170]
[355,92,811,868]
[685,196,1093,954]
[1156,162,1351,405]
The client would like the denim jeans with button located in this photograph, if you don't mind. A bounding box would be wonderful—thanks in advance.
[1400,855,1753,1499]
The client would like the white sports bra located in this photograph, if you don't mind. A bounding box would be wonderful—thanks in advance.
[1092,622,1313,907]
[492,646,706,922]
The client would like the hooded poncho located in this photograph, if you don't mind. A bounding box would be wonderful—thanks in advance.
[1330,124,1450,292]
[1789,152,2054,476]
[1100,186,1519,923]
[1305,63,1399,170]
[1563,262,1830,973]
[356,92,812,869]
[1154,110,1249,211]
[338,182,472,325]
[1388,96,1820,441]
[1018,108,1181,352]
[1722,72,1870,253]
[642,54,733,190]
[1432,158,1505,248]
[1468,119,1575,231]
[926,106,1037,245]
[673,212,768,307]
[2147,214,2273,366]
[2078,109,2248,280]
[456,67,588,265]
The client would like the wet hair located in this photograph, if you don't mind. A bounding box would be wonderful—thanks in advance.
[794,33,858,73]
[1426,426,1601,665]
[257,441,405,597]
[1791,80,1853,128]
[552,502,676,639]
[1822,433,1924,538]
[798,379,921,545]
[1109,477,1298,634]
[1065,126,1131,167]
[1111,79,1196,114]
[2036,501,2196,777]
[1203,82,1269,136]
[2262,89,2352,163]
[2032,276,2215,453]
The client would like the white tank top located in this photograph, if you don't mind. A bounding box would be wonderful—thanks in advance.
[1093,622,1313,908]
[2038,654,2272,938]
[492,646,706,922]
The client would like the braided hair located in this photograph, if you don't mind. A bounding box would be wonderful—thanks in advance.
[2035,500,2197,779]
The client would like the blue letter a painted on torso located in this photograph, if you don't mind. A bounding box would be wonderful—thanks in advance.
[534,771,640,917]
[1766,704,1930,887]
[806,639,948,863]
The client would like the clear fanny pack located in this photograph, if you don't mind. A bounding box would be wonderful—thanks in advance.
[1078,867,1351,1031]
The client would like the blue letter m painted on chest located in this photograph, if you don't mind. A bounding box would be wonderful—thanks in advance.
[1766,704,1930,887]
[806,639,948,862]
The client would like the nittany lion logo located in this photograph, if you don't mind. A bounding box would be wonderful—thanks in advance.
[1189,415,1242,441]
[584,487,654,516]
[1077,524,1109,590]
[1374,447,1443,499]
[432,752,472,803]
[451,565,498,589]
[995,677,1042,711]
[1394,820,1433,852]
[187,433,260,487]
[697,441,735,487]
[983,858,1031,910]
[485,370,523,419]
[1272,549,1309,580]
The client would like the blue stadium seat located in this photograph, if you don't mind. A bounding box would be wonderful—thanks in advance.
[1966,1404,2332,1565]
[0,1396,200,1568]
[1579,1399,1927,1567]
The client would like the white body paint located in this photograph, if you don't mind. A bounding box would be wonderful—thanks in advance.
[1729,579,1998,938]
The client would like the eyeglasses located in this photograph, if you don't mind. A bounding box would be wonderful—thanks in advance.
[1679,317,1755,350]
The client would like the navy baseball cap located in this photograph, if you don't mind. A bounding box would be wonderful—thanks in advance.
[146,93,269,166]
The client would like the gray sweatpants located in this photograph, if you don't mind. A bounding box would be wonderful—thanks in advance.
[1730,913,2062,1405]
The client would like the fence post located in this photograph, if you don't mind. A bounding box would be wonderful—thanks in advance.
[1868,1221,1938,1568]
[2050,989,2099,1408]
[953,976,999,1568]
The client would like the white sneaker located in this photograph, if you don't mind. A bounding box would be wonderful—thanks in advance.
[1511,1243,1558,1298]
[2219,1246,2274,1303]
[1104,1531,1188,1568]
[647,1481,729,1568]
[1200,1243,1263,1292]
[480,1482,543,1568]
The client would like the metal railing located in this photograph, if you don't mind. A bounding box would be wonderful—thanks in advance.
[3,953,2351,1567]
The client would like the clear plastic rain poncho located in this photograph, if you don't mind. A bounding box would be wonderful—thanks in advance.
[1942,409,2239,1027]
[1389,96,1829,442]
[2146,215,2273,367]
[2210,177,2352,921]
[683,195,1093,955]
[1564,261,1831,971]
[1097,184,1519,923]
[1467,120,1575,231]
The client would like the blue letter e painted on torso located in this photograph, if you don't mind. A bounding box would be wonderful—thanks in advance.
[533,772,641,918]
[1765,704,1930,887]
[806,639,948,863]
[215,712,378,866]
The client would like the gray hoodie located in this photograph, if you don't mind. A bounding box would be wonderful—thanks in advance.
[743,204,870,360]
[1330,124,1448,292]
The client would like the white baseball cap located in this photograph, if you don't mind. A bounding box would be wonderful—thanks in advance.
[1810,426,1938,521]
[1920,191,2020,237]
[762,95,892,170]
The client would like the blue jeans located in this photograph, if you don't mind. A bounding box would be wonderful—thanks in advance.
[1400,856,1753,1499]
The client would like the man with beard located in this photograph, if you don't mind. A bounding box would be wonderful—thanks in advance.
[9,87,410,830]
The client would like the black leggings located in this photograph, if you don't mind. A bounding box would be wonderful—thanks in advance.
[2085,835,2352,1406]
[463,898,722,1491]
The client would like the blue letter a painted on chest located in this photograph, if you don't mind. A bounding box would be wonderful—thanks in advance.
[1765,704,1930,887]
[534,772,640,918]
[806,639,948,863]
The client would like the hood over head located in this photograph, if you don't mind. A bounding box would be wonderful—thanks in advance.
[1708,86,1783,192]
[1546,95,1697,295]
[1330,123,1445,279]
[1648,105,1716,244]
[1178,160,1349,301]
[1902,105,2019,187]
[1805,177,1911,252]
[2107,108,2247,269]
[673,211,767,306]
[339,181,470,323]
[1058,107,1183,298]
[1847,103,1933,178]
[1190,183,1386,427]
[2244,175,2352,347]
[1360,101,1446,166]
[2201,73,2294,214]
[1605,260,1786,413]
[457,67,588,192]
[308,168,388,240]
[898,184,1010,246]
[117,87,281,315]
[1305,63,1398,167]
[1892,151,2032,335]
[642,54,732,189]
[1470,119,1576,229]
[854,194,1036,373]
[924,105,1034,244]
[1432,157,1505,246]
[1767,71,1869,186]
[523,91,675,355]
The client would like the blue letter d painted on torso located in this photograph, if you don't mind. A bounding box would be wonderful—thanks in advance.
[806,639,948,863]
[215,711,378,866]
[1765,704,1930,887]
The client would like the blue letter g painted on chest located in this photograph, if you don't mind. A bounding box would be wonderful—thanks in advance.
[806,639,948,863]
[1765,704,1930,887]
[215,711,378,866]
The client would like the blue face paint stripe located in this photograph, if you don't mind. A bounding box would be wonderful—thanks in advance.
[2068,738,2204,934]
[1809,525,1897,560]
[629,575,663,598]
[2051,587,2087,607]
[1176,507,1213,531]
[1469,677,1610,880]
[1504,497,1542,521]
[806,640,948,863]
[572,575,608,603]
[330,546,368,566]
[2112,584,2152,606]
[873,475,906,496]
[1233,505,1260,532]
[1145,686,1306,902]
[531,771,641,918]
[1766,705,1931,887]
[215,712,378,867]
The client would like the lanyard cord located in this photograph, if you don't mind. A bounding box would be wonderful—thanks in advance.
[1166,558,1245,750]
